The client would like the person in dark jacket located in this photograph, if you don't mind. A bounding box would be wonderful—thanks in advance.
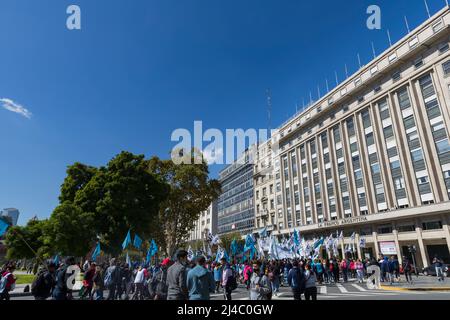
[32,261,56,300]
[151,258,171,300]
[167,250,189,300]
[105,258,121,300]
[52,257,76,300]
[287,260,305,300]
[187,256,215,300]
[92,265,104,300]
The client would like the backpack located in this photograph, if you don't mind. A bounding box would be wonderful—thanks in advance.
[31,270,46,296]
[0,273,11,294]
[227,270,238,291]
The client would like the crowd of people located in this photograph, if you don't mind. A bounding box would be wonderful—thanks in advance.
[0,251,440,301]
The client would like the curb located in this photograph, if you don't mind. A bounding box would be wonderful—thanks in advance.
[381,285,450,292]
[10,289,81,298]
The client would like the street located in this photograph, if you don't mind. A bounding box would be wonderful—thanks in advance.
[9,278,450,301]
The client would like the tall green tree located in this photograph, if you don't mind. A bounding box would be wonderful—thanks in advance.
[148,150,221,256]
[74,152,169,253]
[5,219,51,260]
[44,202,97,257]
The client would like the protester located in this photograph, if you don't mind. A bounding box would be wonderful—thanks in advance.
[187,256,215,300]
[92,265,104,300]
[221,258,234,300]
[52,257,76,300]
[80,262,96,300]
[402,256,413,284]
[104,258,121,300]
[151,258,171,300]
[249,261,271,300]
[433,255,445,282]
[31,261,57,300]
[167,249,189,300]
[287,260,305,300]
[213,262,223,293]
[0,263,16,300]
[304,263,317,301]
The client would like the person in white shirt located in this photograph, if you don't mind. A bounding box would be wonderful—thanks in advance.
[132,266,147,300]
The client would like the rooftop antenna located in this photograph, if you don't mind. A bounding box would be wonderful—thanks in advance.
[345,64,349,78]
[334,71,339,86]
[302,98,305,109]
[387,29,393,46]
[357,53,362,69]
[371,42,376,59]
[447,0,449,7]
[309,91,313,104]
[317,85,321,100]
[266,88,272,135]
[424,0,431,18]
[404,16,411,33]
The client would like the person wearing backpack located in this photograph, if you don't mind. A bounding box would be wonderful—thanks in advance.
[151,258,171,300]
[104,258,121,300]
[52,257,76,300]
[249,261,271,300]
[31,261,56,300]
[187,256,215,300]
[304,263,318,301]
[0,264,16,301]
[287,260,305,300]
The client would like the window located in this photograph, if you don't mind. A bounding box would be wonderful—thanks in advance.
[394,177,405,190]
[414,58,424,69]
[371,163,381,174]
[439,42,450,54]
[391,160,400,170]
[411,149,423,162]
[436,139,450,154]
[375,183,384,195]
[417,176,429,185]
[422,221,442,231]
[343,105,349,113]
[378,225,392,234]
[374,86,381,94]
[398,224,415,233]
[358,96,365,104]
[328,97,334,105]
[392,71,401,82]
[442,60,450,76]
[366,132,375,145]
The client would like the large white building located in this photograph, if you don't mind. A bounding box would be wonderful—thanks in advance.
[188,201,218,242]
[252,6,450,268]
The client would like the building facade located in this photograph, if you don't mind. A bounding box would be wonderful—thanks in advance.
[253,139,280,235]
[188,201,218,242]
[217,149,255,235]
[265,7,450,268]
[1,208,20,226]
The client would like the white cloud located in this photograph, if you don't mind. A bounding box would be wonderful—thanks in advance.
[203,147,223,165]
[0,98,32,119]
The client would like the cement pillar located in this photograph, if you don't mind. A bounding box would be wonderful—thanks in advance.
[355,233,362,260]
[442,215,450,259]
[372,231,380,259]
[415,225,429,268]
[393,229,403,265]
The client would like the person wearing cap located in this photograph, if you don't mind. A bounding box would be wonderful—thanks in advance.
[187,256,215,300]
[150,258,171,300]
[31,261,57,300]
[167,249,189,300]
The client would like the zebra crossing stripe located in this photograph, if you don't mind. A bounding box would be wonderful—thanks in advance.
[351,284,367,292]
[336,284,348,293]
[319,286,327,294]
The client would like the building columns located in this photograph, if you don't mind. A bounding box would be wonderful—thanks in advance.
[415,224,429,268]
[372,231,380,259]
[393,229,403,265]
[355,233,362,260]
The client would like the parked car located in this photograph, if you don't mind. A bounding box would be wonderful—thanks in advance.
[422,263,449,277]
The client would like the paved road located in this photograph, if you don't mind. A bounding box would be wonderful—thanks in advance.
[10,279,450,301]
[208,281,450,300]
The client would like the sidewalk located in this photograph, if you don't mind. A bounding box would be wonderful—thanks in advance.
[381,275,450,291]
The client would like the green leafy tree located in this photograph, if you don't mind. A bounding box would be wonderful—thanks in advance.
[148,149,221,256]
[59,163,98,203]
[74,151,169,254]
[43,202,97,257]
[5,219,51,260]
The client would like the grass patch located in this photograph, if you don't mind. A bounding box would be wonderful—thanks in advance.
[14,274,36,285]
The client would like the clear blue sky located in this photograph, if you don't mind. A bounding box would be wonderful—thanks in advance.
[0,0,446,224]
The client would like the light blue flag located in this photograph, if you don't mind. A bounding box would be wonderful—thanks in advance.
[230,240,238,256]
[126,252,131,267]
[150,239,158,257]
[91,243,101,262]
[53,255,60,266]
[133,234,143,249]
[244,234,255,252]
[0,219,10,237]
[122,230,132,250]
[293,229,300,247]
